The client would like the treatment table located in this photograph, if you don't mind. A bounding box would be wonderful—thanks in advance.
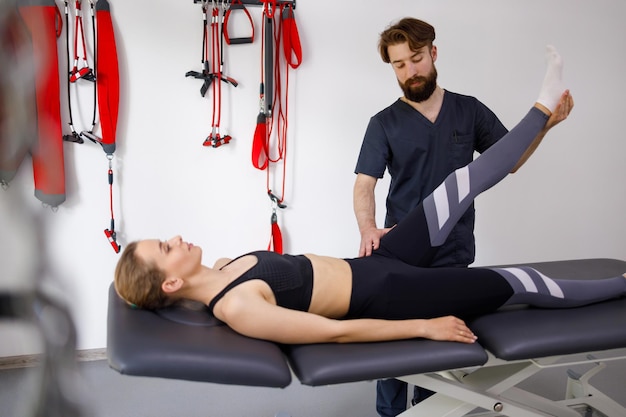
[107,258,626,416]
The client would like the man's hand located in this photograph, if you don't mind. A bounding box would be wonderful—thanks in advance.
[545,90,574,130]
[359,226,393,257]
[512,90,575,173]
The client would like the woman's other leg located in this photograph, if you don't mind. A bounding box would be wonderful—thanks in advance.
[495,267,626,308]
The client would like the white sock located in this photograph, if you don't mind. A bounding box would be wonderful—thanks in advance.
[536,45,565,113]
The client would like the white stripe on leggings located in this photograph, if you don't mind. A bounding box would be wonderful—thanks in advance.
[456,166,470,203]
[433,183,449,230]
[501,267,565,298]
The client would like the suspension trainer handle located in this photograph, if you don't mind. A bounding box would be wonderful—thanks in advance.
[223,0,255,45]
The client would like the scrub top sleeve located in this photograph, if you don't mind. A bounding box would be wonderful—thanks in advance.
[474,101,509,153]
[354,117,389,178]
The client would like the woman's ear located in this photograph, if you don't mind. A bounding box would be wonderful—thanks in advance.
[161,276,183,294]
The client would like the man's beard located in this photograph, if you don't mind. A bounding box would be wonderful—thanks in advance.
[399,66,438,103]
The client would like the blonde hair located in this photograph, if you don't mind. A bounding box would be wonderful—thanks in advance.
[114,241,176,310]
[378,18,436,63]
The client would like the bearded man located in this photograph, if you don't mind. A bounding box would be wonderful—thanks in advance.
[352,17,556,417]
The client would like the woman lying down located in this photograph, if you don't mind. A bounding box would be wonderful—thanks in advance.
[115,47,625,345]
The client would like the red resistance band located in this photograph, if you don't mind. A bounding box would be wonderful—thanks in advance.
[186,1,238,148]
[281,4,302,69]
[17,0,66,208]
[206,4,228,147]
[62,0,97,145]
[104,155,120,253]
[96,0,121,253]
[252,1,302,254]
[69,0,95,82]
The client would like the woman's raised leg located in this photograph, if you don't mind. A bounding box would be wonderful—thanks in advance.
[379,46,567,266]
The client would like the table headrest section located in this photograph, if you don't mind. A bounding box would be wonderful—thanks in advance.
[285,340,488,386]
[106,284,292,387]
[470,258,626,361]
[155,300,221,326]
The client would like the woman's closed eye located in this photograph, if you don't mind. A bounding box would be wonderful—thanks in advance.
[159,241,171,253]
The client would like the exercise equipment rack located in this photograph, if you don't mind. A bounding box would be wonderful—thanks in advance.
[193,0,295,8]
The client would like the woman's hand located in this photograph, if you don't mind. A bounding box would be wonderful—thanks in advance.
[422,316,477,344]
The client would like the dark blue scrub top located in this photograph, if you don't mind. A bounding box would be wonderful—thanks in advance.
[355,90,508,267]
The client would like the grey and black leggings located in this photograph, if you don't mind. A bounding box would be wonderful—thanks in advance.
[359,107,626,317]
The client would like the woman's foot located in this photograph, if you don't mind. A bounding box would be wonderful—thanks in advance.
[536,45,565,113]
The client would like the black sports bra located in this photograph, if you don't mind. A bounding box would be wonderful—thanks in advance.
[207,251,314,313]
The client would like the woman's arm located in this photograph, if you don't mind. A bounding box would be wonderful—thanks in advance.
[214,289,477,344]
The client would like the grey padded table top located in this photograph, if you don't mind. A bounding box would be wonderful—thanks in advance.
[107,258,626,387]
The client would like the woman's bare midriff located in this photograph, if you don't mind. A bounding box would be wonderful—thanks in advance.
[304,254,352,318]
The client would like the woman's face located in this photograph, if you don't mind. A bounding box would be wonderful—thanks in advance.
[135,236,203,280]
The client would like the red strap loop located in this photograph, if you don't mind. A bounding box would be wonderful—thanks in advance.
[252,112,269,169]
[281,5,302,69]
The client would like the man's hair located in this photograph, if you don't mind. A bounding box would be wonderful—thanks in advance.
[378,18,436,63]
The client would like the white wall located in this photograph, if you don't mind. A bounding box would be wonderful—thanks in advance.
[2,0,625,356]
